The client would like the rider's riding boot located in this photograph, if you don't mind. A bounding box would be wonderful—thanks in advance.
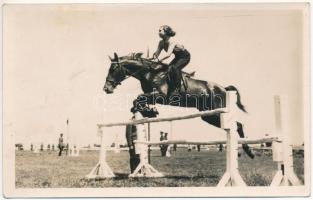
[169,68,182,95]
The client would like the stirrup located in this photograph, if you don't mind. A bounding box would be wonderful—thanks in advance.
[168,88,180,96]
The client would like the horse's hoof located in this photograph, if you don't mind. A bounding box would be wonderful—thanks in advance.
[247,151,255,159]
[130,107,138,113]
[152,107,159,115]
[242,144,255,159]
[140,110,158,118]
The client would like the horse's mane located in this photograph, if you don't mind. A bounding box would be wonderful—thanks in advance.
[118,52,198,82]
[120,52,153,63]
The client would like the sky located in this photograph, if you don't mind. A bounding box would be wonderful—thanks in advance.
[3,4,308,147]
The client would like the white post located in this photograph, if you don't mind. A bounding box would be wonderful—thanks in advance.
[68,119,80,157]
[85,127,115,179]
[218,91,246,187]
[129,112,163,177]
[271,96,301,186]
[147,122,151,164]
[69,143,80,156]
[33,143,39,153]
[114,133,121,153]
[66,119,70,156]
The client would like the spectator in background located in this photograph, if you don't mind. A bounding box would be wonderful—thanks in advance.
[197,144,201,152]
[187,145,192,152]
[65,143,69,155]
[219,143,223,152]
[58,133,65,156]
[173,144,177,151]
[160,131,169,157]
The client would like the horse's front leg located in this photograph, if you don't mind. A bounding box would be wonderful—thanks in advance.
[131,90,166,117]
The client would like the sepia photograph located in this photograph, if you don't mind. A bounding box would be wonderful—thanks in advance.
[2,2,310,197]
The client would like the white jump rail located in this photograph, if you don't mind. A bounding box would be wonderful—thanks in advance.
[97,108,228,128]
[134,137,281,146]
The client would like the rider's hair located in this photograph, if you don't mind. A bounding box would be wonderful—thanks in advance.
[160,25,176,37]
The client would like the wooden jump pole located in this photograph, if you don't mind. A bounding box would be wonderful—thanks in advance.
[134,136,281,146]
[85,126,115,179]
[97,108,228,128]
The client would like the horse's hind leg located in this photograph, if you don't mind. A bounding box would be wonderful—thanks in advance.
[237,122,255,159]
[201,116,255,159]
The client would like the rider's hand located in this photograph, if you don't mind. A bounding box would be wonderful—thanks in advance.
[154,64,163,71]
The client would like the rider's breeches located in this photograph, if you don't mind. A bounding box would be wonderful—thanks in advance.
[169,54,191,90]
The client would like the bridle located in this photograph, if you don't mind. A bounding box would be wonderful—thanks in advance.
[106,61,127,87]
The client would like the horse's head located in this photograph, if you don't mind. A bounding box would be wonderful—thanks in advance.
[104,52,147,94]
[103,53,126,94]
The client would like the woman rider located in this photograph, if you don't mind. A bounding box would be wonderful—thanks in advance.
[152,25,191,95]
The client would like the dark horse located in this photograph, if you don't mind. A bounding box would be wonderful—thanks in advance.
[104,52,254,159]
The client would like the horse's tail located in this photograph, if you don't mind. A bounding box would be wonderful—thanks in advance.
[225,85,247,113]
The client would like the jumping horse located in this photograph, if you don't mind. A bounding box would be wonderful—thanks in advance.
[104,53,255,164]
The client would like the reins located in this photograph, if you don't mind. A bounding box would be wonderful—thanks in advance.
[110,58,155,83]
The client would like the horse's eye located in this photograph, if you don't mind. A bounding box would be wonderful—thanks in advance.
[110,64,118,71]
[113,65,118,70]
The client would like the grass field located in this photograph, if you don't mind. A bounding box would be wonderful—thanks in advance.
[15,148,304,188]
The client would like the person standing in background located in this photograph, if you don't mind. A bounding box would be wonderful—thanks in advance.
[160,131,169,157]
[58,133,65,156]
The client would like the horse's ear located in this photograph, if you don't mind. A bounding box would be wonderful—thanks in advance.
[134,52,143,59]
[114,52,119,61]
[108,55,113,61]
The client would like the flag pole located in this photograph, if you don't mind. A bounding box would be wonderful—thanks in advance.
[66,118,69,156]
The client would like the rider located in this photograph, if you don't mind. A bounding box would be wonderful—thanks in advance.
[152,25,191,94]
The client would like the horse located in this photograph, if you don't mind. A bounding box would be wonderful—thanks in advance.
[103,52,254,159]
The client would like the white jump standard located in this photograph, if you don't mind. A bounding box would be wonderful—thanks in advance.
[270,96,301,186]
[217,91,246,186]
[85,128,115,179]
[129,112,163,177]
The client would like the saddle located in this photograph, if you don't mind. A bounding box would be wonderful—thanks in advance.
[150,62,195,77]
[183,71,195,78]
[149,62,195,92]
